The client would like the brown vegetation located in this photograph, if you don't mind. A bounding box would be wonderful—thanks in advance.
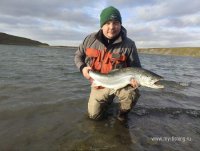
[138,47,200,57]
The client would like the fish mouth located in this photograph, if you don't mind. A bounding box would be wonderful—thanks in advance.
[143,79,164,89]
[153,80,164,89]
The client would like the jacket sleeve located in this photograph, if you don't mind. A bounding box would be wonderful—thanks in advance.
[74,37,88,73]
[126,42,142,68]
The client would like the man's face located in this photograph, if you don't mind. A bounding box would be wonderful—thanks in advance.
[101,20,121,39]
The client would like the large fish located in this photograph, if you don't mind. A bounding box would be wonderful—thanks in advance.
[89,67,164,91]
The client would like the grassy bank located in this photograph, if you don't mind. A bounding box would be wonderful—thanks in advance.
[0,33,49,46]
[138,47,200,57]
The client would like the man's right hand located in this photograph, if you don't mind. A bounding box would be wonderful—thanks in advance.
[82,66,92,79]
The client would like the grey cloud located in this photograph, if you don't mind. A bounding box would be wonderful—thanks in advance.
[0,0,200,47]
[103,0,156,8]
[0,15,43,27]
[136,0,200,21]
[1,19,87,46]
[0,13,94,46]
[0,0,99,45]
[0,0,98,26]
[164,14,200,28]
[30,27,86,41]
[0,0,97,15]
[127,24,200,48]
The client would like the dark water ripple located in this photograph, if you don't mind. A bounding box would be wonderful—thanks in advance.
[132,106,200,117]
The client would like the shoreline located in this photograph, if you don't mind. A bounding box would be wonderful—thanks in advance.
[0,44,199,57]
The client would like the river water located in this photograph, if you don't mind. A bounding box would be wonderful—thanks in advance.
[0,44,199,151]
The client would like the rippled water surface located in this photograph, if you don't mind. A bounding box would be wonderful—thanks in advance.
[0,45,199,151]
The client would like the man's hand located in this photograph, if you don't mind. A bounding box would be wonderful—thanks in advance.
[82,66,92,79]
[130,79,139,89]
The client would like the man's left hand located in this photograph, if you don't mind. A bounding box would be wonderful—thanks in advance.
[130,79,139,89]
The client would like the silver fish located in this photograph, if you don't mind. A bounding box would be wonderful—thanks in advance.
[89,67,164,91]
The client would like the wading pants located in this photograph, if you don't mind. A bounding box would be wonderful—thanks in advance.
[88,86,140,120]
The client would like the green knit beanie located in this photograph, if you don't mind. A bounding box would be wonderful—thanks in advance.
[100,6,122,27]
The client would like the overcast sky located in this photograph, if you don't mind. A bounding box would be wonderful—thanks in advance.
[1,0,200,48]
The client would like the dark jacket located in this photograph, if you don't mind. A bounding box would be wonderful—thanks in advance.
[74,26,141,72]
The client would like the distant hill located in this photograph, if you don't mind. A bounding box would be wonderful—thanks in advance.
[138,47,200,57]
[0,32,49,46]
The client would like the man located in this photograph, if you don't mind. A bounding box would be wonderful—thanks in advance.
[74,6,141,122]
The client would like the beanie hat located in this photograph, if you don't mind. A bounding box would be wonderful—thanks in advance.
[100,6,122,27]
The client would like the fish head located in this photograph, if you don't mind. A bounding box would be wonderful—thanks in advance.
[139,74,164,89]
[148,78,164,89]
